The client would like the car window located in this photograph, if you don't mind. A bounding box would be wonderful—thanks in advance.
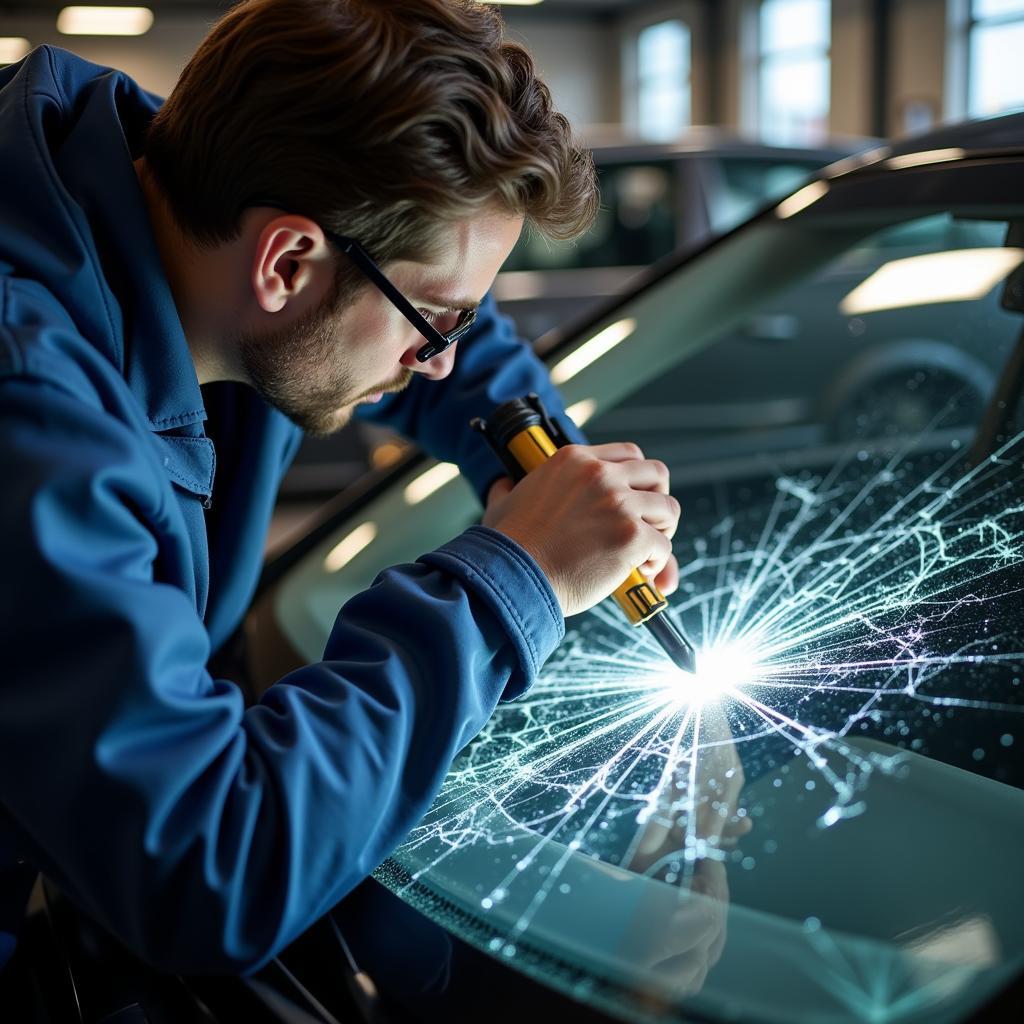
[709,156,825,232]
[502,160,677,272]
[598,213,1013,465]
[275,202,1024,1023]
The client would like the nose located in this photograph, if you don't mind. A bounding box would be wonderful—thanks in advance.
[401,339,458,381]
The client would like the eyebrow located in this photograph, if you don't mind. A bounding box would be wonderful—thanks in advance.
[416,293,481,312]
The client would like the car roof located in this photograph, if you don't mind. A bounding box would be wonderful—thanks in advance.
[582,125,872,164]
[886,109,1024,158]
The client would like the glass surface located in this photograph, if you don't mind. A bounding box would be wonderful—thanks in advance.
[277,196,1024,1021]
[502,162,677,273]
[760,0,830,55]
[709,157,822,232]
[968,19,1024,116]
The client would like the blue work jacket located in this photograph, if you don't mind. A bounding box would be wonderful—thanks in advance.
[0,47,581,973]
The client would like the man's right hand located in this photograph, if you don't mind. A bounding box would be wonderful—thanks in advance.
[482,442,680,617]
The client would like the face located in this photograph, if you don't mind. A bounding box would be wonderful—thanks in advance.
[237,208,524,436]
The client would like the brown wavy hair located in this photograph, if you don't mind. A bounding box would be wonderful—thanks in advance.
[144,0,598,273]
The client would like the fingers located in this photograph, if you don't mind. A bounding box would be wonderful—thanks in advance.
[632,489,681,536]
[654,555,680,595]
[635,524,674,580]
[717,814,754,846]
[579,443,671,494]
[486,476,514,505]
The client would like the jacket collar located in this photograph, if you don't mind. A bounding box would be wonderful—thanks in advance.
[48,51,207,433]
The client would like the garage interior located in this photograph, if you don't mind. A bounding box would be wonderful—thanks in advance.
[2,2,1024,1023]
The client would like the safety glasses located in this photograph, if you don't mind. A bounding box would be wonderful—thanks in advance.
[321,228,477,362]
[250,200,478,362]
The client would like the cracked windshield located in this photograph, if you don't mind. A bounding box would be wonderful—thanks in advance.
[281,205,1024,1023]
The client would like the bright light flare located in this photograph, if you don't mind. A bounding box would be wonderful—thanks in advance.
[659,642,762,709]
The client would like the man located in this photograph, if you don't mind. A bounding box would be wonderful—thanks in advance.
[0,0,680,977]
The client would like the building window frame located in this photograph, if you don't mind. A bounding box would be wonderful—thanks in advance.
[744,0,832,145]
[625,15,692,141]
[955,0,1024,118]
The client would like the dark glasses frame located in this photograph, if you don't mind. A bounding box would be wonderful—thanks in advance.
[249,200,478,363]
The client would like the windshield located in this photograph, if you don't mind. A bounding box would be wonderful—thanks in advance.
[276,194,1024,1023]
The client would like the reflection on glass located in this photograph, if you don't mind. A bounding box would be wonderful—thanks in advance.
[550,318,636,384]
[323,521,377,572]
[404,462,460,506]
[502,162,677,273]
[840,247,1024,315]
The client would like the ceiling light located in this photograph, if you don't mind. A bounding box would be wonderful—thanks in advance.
[324,522,377,573]
[483,0,544,5]
[551,319,636,384]
[839,248,1024,316]
[0,38,30,64]
[57,6,154,36]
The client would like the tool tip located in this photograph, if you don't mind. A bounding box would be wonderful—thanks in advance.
[643,612,698,674]
[674,645,698,675]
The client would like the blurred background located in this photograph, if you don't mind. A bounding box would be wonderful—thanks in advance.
[6,1,1024,146]
[4,0,1023,540]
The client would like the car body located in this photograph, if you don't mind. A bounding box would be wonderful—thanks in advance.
[493,130,870,344]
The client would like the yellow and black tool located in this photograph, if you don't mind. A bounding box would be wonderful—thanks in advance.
[472,394,697,674]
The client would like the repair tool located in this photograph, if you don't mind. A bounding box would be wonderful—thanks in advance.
[472,394,698,674]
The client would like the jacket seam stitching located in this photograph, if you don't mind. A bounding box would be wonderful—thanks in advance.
[151,410,206,428]
[25,49,120,357]
[476,528,561,632]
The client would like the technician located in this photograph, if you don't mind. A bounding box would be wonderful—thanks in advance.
[0,0,680,976]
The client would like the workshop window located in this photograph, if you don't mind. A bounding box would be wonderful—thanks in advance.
[756,0,831,145]
[968,0,1024,115]
[635,19,691,141]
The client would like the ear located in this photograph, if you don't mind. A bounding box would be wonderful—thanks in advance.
[251,215,330,313]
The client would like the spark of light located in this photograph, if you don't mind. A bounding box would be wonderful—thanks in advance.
[655,640,764,710]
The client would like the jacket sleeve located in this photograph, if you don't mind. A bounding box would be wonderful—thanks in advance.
[0,374,563,974]
[356,291,587,500]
